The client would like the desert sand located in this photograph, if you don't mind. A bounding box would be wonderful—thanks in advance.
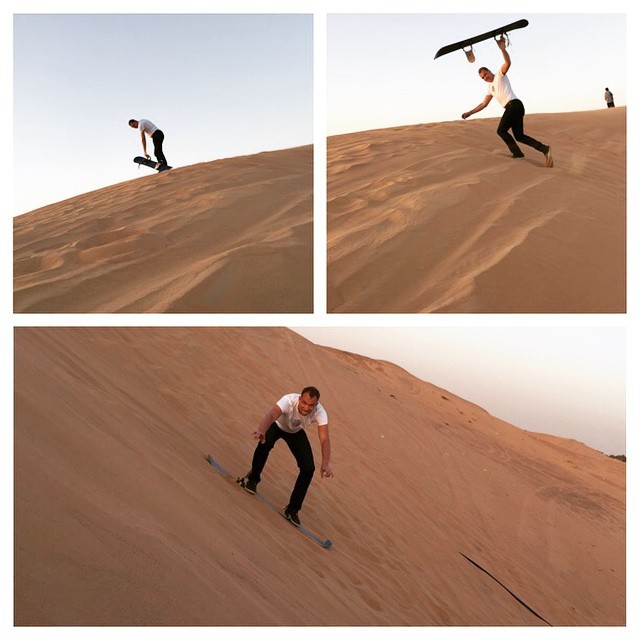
[13,146,313,313]
[328,108,626,313]
[14,327,625,626]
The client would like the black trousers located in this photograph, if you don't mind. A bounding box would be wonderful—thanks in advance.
[152,129,167,165]
[248,422,315,512]
[497,99,546,155]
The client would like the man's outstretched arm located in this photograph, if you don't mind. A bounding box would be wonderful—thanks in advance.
[497,36,511,74]
[462,94,492,119]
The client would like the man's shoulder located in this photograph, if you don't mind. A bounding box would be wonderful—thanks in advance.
[276,393,299,408]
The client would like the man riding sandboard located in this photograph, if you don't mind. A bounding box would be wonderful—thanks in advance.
[238,386,333,528]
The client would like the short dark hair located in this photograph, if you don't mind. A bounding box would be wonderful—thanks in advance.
[478,66,490,75]
[128,119,137,126]
[301,386,320,400]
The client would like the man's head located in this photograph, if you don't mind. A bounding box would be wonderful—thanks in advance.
[128,119,139,128]
[478,67,494,82]
[298,386,320,415]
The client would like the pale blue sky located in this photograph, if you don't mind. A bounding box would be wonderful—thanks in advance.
[328,13,626,134]
[293,327,626,455]
[11,12,628,212]
[13,13,313,214]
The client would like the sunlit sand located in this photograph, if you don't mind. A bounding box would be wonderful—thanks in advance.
[328,108,625,313]
[14,146,313,313]
[14,327,625,625]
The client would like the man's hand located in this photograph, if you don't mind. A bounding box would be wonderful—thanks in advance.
[321,464,334,478]
[252,405,282,446]
[496,36,507,50]
[462,112,471,120]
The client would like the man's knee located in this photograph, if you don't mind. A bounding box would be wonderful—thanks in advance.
[260,424,281,450]
[258,439,276,454]
[299,459,315,477]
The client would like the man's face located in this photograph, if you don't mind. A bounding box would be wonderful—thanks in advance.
[479,69,494,83]
[298,392,318,416]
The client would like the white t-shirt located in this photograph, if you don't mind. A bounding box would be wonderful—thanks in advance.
[138,119,158,137]
[488,71,518,108]
[275,393,328,433]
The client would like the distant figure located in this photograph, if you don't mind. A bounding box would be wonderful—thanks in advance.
[604,88,615,108]
[462,37,553,167]
[128,118,168,168]
[238,387,333,527]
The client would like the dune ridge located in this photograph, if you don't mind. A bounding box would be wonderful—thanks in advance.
[14,327,625,625]
[14,146,313,313]
[328,109,626,313]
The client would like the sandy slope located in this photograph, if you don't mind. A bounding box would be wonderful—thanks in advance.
[328,108,626,313]
[14,146,313,313]
[14,327,625,625]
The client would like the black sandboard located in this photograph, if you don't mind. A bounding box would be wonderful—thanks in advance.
[133,156,172,171]
[434,19,529,59]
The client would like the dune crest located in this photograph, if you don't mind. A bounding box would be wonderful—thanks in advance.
[14,146,313,313]
[15,327,625,625]
[328,109,626,313]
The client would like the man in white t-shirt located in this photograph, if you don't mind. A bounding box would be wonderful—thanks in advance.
[461,37,553,167]
[239,386,333,526]
[128,118,169,168]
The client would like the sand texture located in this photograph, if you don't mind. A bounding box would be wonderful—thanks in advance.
[14,146,313,313]
[15,327,625,626]
[328,108,626,313]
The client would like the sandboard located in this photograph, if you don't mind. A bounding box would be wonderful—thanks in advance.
[434,19,529,61]
[206,454,332,549]
[133,156,172,171]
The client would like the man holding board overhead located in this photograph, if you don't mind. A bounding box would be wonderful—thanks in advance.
[461,36,553,167]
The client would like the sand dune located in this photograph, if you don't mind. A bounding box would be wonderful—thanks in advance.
[14,327,625,626]
[13,146,313,313]
[328,108,626,313]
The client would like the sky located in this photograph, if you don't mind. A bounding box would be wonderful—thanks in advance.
[293,326,626,455]
[11,10,629,213]
[12,12,313,215]
[328,13,627,135]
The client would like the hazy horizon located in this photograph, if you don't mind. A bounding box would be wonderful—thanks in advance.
[293,327,626,456]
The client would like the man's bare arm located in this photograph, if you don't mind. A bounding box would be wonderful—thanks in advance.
[317,424,333,477]
[497,36,511,74]
[252,405,282,443]
[140,131,148,157]
[462,94,492,119]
